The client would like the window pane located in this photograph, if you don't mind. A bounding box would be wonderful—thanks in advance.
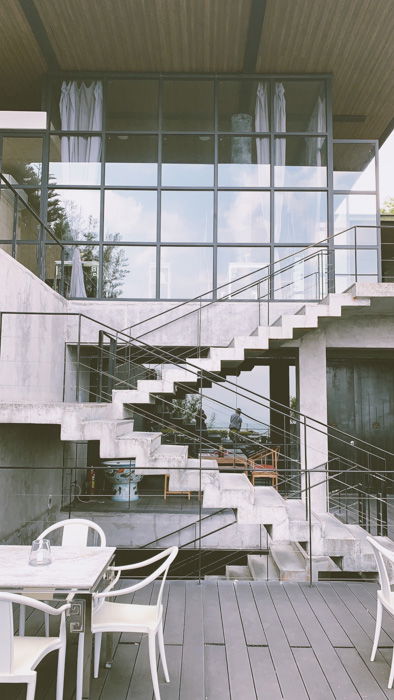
[335,249,355,275]
[217,247,270,299]
[106,79,158,130]
[274,247,327,299]
[274,192,327,243]
[49,135,101,185]
[218,136,270,186]
[51,80,103,131]
[274,81,326,133]
[218,80,270,132]
[47,190,100,241]
[1,137,42,185]
[45,243,64,291]
[15,244,40,276]
[334,142,376,191]
[218,192,270,242]
[105,135,157,186]
[161,191,213,242]
[357,249,378,274]
[334,194,377,245]
[160,247,212,298]
[64,245,99,298]
[162,135,214,186]
[103,246,156,298]
[104,190,156,242]
[162,80,214,131]
[274,137,327,187]
[15,203,40,242]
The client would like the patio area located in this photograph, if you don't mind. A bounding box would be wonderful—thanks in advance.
[6,579,394,700]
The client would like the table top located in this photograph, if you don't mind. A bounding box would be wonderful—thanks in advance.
[0,545,116,592]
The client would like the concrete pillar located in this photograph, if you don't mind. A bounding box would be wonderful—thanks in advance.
[298,330,328,513]
[269,361,290,448]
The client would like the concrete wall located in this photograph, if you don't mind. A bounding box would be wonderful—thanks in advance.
[0,249,67,401]
[70,507,265,550]
[0,424,65,543]
[68,298,304,347]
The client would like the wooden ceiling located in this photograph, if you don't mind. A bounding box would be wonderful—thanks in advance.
[0,0,393,141]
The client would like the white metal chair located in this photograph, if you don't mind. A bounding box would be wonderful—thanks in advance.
[81,545,178,700]
[367,536,394,688]
[19,518,106,700]
[0,592,70,700]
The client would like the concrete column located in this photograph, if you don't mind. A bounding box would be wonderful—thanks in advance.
[269,361,290,448]
[298,330,328,513]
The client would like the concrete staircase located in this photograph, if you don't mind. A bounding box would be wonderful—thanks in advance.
[0,288,388,580]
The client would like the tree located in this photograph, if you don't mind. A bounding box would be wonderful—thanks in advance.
[381,198,394,215]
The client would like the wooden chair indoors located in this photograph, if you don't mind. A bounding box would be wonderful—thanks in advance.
[247,447,279,488]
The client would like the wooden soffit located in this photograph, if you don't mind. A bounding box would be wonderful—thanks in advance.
[0,0,393,141]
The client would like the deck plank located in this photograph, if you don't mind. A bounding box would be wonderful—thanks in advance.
[348,583,394,644]
[299,582,353,647]
[163,579,186,645]
[248,646,283,700]
[283,583,361,700]
[316,582,394,697]
[218,580,257,700]
[159,645,183,700]
[11,580,394,700]
[292,647,336,700]
[235,581,267,647]
[331,582,393,645]
[203,579,225,644]
[336,647,389,700]
[205,644,231,700]
[251,582,309,699]
[268,581,310,648]
[179,581,205,700]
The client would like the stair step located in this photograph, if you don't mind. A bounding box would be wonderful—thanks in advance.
[247,554,279,581]
[270,542,307,581]
[226,565,253,581]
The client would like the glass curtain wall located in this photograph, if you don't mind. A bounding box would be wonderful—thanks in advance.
[44,75,331,299]
[0,135,44,279]
[333,140,379,291]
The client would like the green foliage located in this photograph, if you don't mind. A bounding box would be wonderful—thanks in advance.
[381,197,394,215]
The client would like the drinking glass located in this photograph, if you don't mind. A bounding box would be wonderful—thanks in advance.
[29,538,52,566]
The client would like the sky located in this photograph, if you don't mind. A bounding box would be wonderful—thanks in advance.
[379,129,394,208]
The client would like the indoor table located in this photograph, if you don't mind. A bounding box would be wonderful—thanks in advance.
[0,544,116,700]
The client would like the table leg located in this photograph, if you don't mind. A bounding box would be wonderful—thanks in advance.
[105,633,113,668]
[81,594,93,700]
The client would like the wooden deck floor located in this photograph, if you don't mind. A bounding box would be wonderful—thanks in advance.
[6,580,394,700]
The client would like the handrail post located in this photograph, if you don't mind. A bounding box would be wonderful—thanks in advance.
[303,416,309,521]
[307,469,313,586]
[76,315,82,402]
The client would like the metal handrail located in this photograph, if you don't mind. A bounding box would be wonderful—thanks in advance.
[119,223,380,338]
[1,308,393,468]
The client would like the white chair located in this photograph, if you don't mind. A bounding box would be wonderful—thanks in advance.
[19,518,106,700]
[81,545,178,700]
[367,536,394,688]
[0,592,70,700]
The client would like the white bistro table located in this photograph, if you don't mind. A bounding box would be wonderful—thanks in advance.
[0,544,116,700]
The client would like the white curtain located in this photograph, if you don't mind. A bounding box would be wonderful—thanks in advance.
[60,81,103,162]
[69,247,87,298]
[273,83,291,242]
[255,82,270,167]
[305,95,325,166]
